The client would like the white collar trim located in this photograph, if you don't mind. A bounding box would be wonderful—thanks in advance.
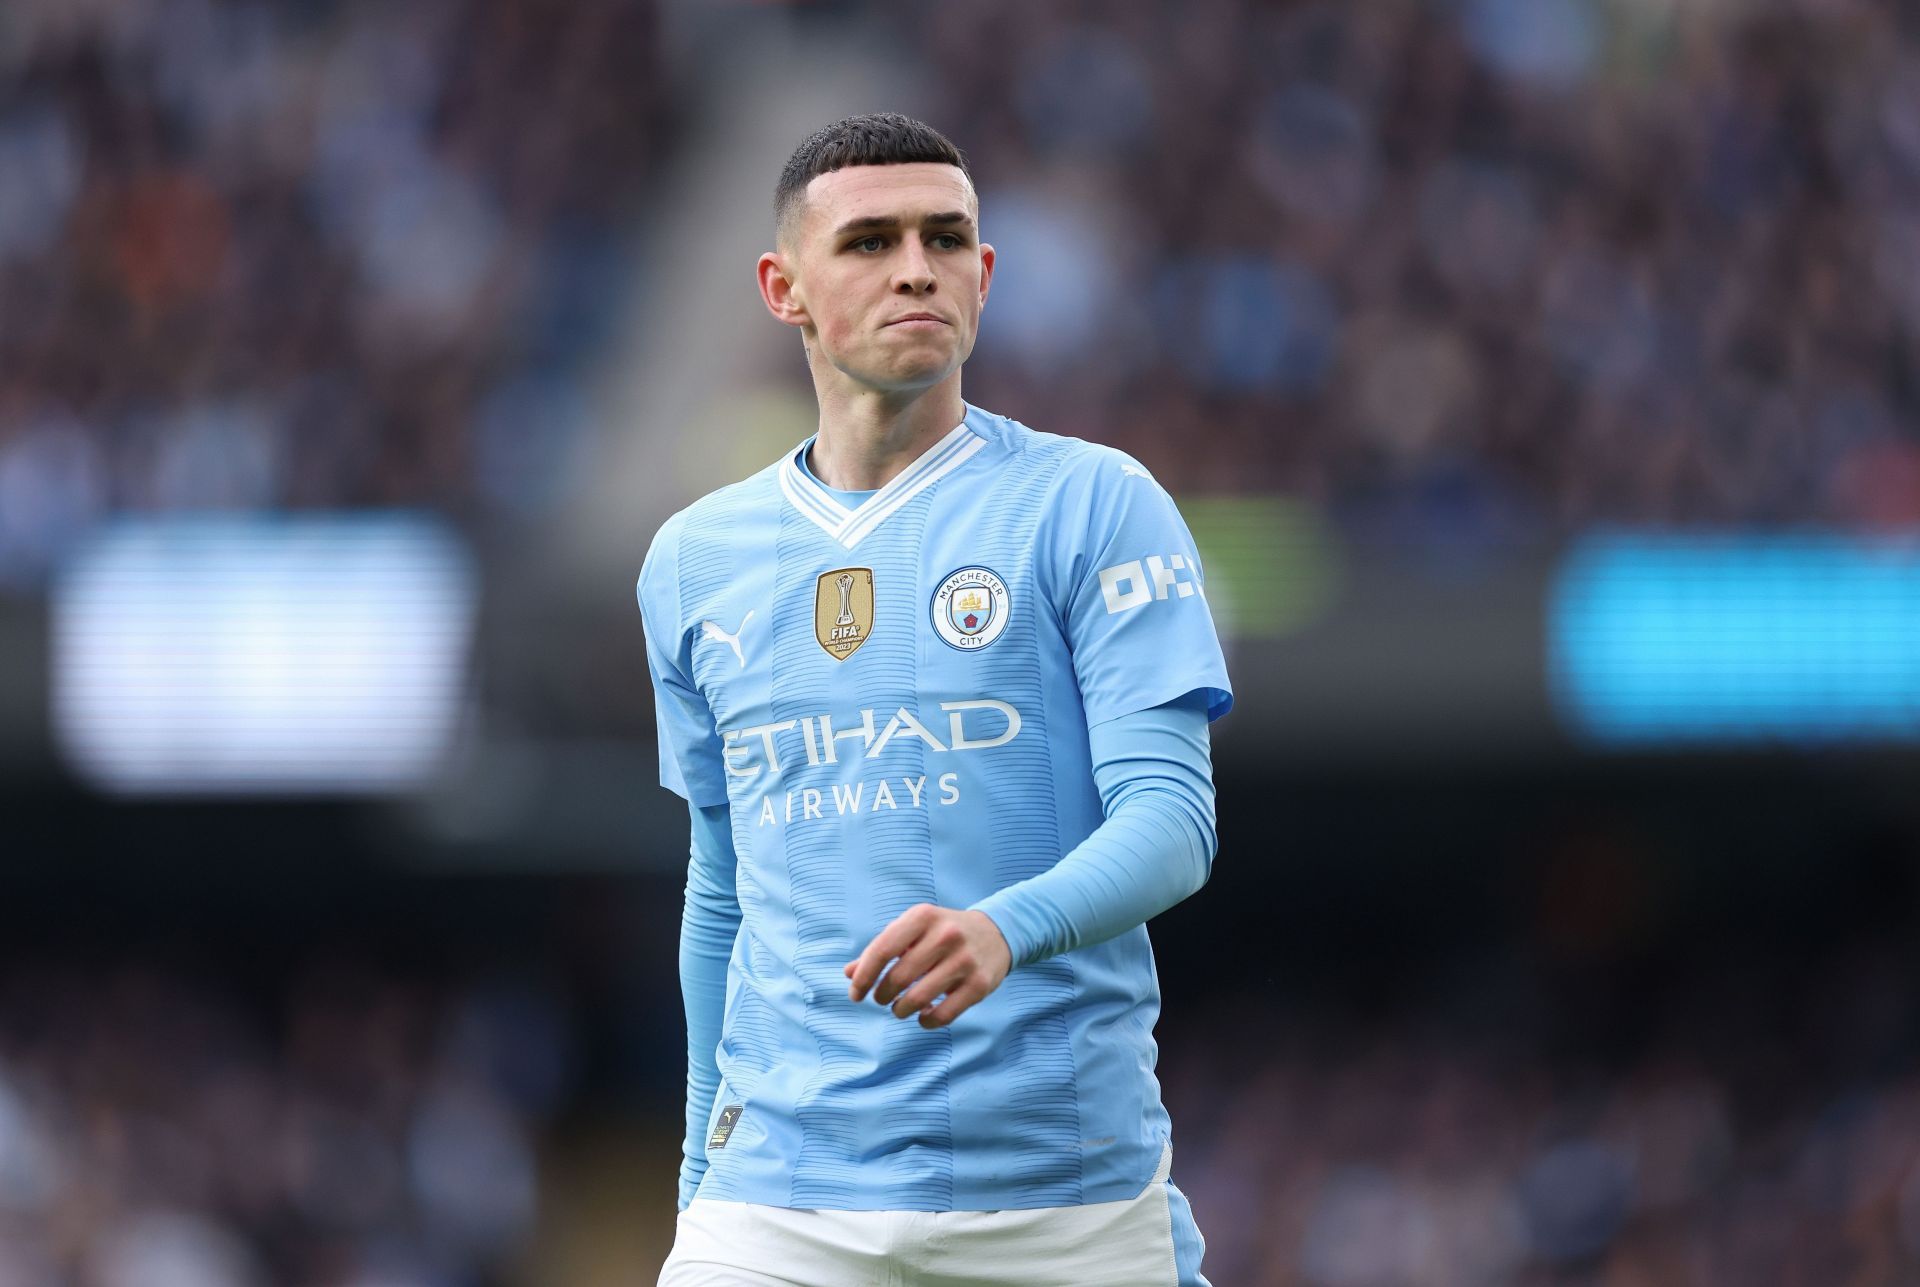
[780,417,986,549]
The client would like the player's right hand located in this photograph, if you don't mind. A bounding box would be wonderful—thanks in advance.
[844,904,1012,1029]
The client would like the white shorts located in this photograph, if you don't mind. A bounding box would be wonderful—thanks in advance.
[656,1143,1210,1287]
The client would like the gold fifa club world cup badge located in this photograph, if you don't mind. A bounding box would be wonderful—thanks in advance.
[815,567,875,661]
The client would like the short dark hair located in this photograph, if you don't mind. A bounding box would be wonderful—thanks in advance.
[775,113,972,247]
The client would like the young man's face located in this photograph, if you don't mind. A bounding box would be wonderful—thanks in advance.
[763,163,995,395]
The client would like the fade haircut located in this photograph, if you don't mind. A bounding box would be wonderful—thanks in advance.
[775,113,973,249]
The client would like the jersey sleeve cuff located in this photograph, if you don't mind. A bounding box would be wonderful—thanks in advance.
[1086,680,1234,729]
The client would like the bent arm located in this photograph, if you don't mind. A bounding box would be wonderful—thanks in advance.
[969,692,1216,968]
[678,800,739,1210]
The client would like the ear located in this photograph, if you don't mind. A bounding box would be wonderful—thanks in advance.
[758,251,809,329]
[977,243,995,310]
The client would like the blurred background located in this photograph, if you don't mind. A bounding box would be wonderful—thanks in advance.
[2,0,1919,1282]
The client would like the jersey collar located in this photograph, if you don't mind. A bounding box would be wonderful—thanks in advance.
[778,412,988,549]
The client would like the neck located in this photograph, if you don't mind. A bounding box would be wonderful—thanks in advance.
[806,370,966,492]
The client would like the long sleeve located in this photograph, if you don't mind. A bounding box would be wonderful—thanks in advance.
[678,799,740,1210]
[969,692,1216,967]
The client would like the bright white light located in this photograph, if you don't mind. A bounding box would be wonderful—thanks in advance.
[52,514,476,794]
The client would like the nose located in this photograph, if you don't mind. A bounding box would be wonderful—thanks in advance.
[893,240,936,296]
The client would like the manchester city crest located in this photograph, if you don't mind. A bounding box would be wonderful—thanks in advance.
[931,566,1010,651]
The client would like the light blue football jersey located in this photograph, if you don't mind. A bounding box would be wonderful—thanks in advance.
[637,402,1232,1212]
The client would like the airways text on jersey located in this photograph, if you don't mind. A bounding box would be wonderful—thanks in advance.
[721,699,1021,828]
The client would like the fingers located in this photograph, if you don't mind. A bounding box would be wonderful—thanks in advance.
[874,919,969,1008]
[918,978,989,1029]
[888,957,973,1020]
[845,903,936,1002]
[845,905,1004,1027]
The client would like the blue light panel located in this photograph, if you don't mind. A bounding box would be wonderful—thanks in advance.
[1549,533,1920,744]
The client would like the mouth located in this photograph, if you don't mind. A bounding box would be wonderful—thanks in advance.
[885,314,949,328]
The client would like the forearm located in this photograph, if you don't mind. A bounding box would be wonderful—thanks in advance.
[970,695,1216,968]
[679,800,739,1209]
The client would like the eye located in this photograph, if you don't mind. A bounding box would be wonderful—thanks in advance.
[933,233,964,250]
[852,235,887,253]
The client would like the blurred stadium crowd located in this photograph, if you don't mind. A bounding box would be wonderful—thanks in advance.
[1173,945,1920,1286]
[932,0,1920,534]
[0,956,570,1286]
[4,0,1918,584]
[0,0,669,587]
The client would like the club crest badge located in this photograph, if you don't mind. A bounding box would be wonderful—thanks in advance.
[931,566,1010,651]
[814,567,874,661]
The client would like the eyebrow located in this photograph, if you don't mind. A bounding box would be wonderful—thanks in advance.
[832,211,975,237]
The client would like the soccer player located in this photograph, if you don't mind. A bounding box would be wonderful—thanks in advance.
[639,113,1231,1286]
